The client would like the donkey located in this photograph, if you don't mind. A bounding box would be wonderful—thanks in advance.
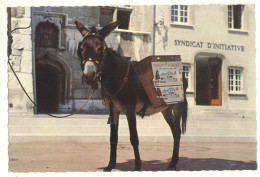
[75,17,188,171]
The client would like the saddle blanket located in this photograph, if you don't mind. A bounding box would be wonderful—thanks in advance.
[133,55,184,107]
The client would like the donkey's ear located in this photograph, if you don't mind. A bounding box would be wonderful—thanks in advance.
[98,16,127,38]
[75,21,90,38]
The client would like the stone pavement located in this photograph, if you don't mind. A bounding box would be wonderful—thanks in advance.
[9,142,257,172]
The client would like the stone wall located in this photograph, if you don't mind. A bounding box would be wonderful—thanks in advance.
[31,6,153,113]
[8,7,34,114]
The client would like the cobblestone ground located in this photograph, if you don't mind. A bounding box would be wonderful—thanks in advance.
[9,142,257,172]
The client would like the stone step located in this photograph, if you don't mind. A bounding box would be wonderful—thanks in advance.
[9,116,255,129]
[9,114,256,143]
[188,110,241,118]
[9,134,256,143]
[9,125,256,136]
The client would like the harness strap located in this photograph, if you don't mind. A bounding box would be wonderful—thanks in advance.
[106,62,131,125]
[110,61,131,99]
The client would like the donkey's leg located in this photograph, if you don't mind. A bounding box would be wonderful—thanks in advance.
[104,110,120,172]
[126,107,142,171]
[162,104,183,170]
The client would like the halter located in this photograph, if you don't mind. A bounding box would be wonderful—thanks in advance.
[80,32,131,99]
[80,32,107,83]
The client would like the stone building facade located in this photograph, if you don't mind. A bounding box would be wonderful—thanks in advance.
[8,5,256,118]
[8,6,154,114]
[8,7,34,114]
[154,5,256,118]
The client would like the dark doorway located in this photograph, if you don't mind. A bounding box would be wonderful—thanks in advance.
[196,57,222,106]
[36,65,59,113]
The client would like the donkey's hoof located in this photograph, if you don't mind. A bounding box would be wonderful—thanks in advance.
[103,167,113,172]
[134,161,142,171]
[167,165,177,171]
[103,163,116,172]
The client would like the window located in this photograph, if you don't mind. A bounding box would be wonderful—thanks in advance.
[35,21,59,48]
[99,6,132,29]
[229,67,243,93]
[228,5,244,29]
[117,9,131,29]
[183,64,191,90]
[171,5,189,24]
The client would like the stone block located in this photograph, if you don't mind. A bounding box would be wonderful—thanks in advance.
[9,55,22,72]
[11,8,17,17]
[11,19,19,33]
[17,19,31,35]
[11,49,23,56]
[12,34,32,50]
[20,50,32,73]
[16,7,25,18]
[8,89,34,114]
[24,7,31,18]
[9,72,33,93]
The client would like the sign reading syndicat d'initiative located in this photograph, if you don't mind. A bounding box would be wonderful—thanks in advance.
[174,40,245,52]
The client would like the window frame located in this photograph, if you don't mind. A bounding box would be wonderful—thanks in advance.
[171,5,190,25]
[182,63,192,92]
[228,67,244,94]
[99,6,132,30]
[228,5,245,30]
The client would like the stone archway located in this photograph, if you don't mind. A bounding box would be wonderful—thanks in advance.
[35,54,72,113]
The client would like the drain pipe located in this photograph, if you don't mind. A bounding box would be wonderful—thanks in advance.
[31,7,37,114]
[152,5,156,56]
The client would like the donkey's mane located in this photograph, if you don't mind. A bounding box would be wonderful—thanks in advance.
[107,48,125,60]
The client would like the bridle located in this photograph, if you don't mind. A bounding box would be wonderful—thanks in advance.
[79,33,107,84]
[79,32,131,99]
[79,31,131,125]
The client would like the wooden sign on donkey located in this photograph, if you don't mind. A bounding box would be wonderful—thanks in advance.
[133,55,184,107]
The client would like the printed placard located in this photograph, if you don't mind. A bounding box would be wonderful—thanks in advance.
[152,61,183,87]
[152,61,184,104]
[155,86,184,104]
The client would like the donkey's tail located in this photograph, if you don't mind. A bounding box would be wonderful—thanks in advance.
[181,72,188,134]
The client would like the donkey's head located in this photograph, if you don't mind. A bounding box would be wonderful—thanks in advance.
[75,17,126,88]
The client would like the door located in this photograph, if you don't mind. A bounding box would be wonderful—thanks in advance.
[208,58,222,105]
[196,57,222,106]
[36,65,59,113]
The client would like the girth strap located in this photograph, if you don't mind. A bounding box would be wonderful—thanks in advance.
[107,61,131,125]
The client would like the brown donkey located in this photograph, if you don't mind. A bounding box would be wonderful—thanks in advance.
[75,17,188,171]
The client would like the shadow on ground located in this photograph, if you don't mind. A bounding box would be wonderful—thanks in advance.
[99,157,257,171]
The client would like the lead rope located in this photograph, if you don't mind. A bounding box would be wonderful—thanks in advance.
[8,60,95,118]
